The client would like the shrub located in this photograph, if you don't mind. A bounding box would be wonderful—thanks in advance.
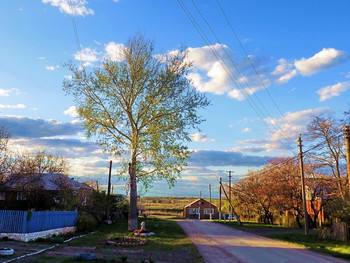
[77,212,98,232]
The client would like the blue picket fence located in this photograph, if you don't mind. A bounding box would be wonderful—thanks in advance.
[0,210,78,233]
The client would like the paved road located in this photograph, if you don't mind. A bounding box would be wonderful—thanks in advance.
[177,220,348,263]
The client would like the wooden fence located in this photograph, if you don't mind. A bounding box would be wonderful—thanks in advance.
[0,210,78,233]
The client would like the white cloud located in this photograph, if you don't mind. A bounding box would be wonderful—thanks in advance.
[317,81,350,101]
[45,65,59,71]
[295,48,347,76]
[42,0,94,16]
[64,106,79,117]
[104,42,125,62]
[38,56,46,60]
[180,175,200,182]
[190,133,215,142]
[235,108,331,153]
[185,44,270,100]
[232,146,267,153]
[265,108,330,150]
[0,104,26,109]
[74,47,100,62]
[273,48,347,84]
[0,88,20,96]
[186,44,231,95]
[241,128,251,133]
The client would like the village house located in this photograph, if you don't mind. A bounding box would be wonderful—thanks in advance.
[0,173,93,211]
[183,198,219,219]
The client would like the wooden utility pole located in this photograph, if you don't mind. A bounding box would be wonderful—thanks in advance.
[227,171,233,221]
[219,181,242,225]
[219,177,222,221]
[107,160,112,195]
[298,135,309,235]
[209,184,212,220]
[344,125,350,199]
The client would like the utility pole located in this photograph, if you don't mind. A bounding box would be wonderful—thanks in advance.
[107,160,112,195]
[219,177,222,221]
[227,171,233,221]
[199,191,202,220]
[209,184,212,220]
[344,125,350,199]
[298,135,309,235]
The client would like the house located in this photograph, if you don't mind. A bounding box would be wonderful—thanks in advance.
[0,173,93,210]
[183,198,219,219]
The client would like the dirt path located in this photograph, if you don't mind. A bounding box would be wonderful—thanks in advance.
[177,220,349,263]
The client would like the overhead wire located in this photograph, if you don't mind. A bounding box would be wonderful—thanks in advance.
[190,0,296,149]
[177,0,296,153]
[67,0,84,67]
[214,0,291,128]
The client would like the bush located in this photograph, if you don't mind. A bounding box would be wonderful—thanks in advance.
[77,212,98,232]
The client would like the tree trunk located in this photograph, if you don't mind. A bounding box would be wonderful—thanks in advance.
[128,159,138,231]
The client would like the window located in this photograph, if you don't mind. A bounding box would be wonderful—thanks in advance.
[16,192,26,200]
[204,208,214,215]
[189,208,199,214]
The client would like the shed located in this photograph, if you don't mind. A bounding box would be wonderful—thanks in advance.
[183,198,219,219]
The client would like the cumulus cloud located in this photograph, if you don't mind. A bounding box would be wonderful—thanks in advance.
[185,44,270,100]
[74,47,100,62]
[0,104,25,109]
[186,44,231,95]
[317,81,350,101]
[45,65,59,71]
[0,116,83,138]
[234,108,331,153]
[64,106,79,117]
[0,88,20,96]
[232,146,268,153]
[190,133,215,142]
[295,48,347,76]
[104,42,125,62]
[42,0,94,16]
[241,128,251,133]
[273,48,347,84]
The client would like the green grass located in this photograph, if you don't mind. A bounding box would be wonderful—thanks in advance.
[24,217,202,263]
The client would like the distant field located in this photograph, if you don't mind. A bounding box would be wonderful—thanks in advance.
[139,196,221,218]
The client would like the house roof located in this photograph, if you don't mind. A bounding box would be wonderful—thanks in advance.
[2,173,92,191]
[184,198,217,208]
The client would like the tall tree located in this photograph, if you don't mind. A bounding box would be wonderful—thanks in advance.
[306,114,347,199]
[11,150,70,175]
[64,34,209,230]
[0,126,11,188]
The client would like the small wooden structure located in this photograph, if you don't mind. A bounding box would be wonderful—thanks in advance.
[183,198,218,219]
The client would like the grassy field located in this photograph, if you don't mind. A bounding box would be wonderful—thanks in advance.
[139,196,221,218]
[139,196,196,218]
[10,217,203,263]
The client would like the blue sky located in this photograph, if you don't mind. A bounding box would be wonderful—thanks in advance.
[1,0,349,198]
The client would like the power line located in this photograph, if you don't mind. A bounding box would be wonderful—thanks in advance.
[214,0,290,128]
[190,0,296,149]
[177,0,296,153]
